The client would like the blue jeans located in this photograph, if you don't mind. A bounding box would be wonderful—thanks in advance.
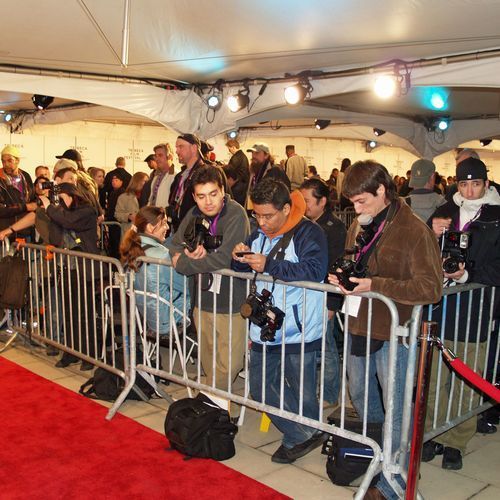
[347,335,408,500]
[250,346,321,449]
[323,316,341,403]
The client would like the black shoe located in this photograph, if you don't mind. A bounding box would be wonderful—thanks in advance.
[55,354,79,368]
[477,416,497,434]
[442,447,462,470]
[271,432,328,464]
[46,346,59,356]
[421,440,444,462]
[80,361,94,371]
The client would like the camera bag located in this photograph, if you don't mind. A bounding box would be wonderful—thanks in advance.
[322,407,382,487]
[0,251,29,310]
[164,393,238,461]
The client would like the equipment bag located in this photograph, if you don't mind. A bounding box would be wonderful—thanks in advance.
[164,393,238,461]
[322,407,383,487]
[79,348,155,402]
[0,253,29,310]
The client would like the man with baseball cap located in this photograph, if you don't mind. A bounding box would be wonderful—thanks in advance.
[405,159,445,222]
[246,142,290,212]
[424,157,500,470]
[0,145,36,238]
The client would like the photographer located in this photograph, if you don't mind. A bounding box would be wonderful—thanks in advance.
[169,165,249,391]
[38,183,100,371]
[232,179,329,465]
[423,158,500,470]
[327,161,442,500]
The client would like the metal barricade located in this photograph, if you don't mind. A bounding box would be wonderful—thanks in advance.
[422,283,498,442]
[122,257,409,500]
[12,243,131,419]
[336,207,357,228]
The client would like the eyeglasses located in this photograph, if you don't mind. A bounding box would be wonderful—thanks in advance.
[251,210,279,222]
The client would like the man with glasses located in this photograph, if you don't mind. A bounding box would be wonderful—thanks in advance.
[169,165,249,394]
[232,178,328,464]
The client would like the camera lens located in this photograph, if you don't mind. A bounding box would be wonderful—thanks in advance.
[443,257,460,274]
[240,302,254,319]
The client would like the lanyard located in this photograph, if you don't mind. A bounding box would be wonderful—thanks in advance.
[355,220,386,261]
[456,206,482,231]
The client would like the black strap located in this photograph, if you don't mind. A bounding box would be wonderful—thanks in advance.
[267,221,301,262]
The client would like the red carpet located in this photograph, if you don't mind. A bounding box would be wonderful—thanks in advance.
[0,357,288,500]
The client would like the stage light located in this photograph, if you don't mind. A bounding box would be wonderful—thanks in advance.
[369,140,377,148]
[207,93,222,111]
[4,113,12,122]
[284,83,308,105]
[314,119,331,130]
[32,95,54,110]
[430,93,445,110]
[480,138,492,147]
[374,75,397,99]
[373,128,386,136]
[227,91,249,112]
[437,118,449,131]
[227,129,239,140]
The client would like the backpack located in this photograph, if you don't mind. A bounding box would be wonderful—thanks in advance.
[79,348,156,402]
[322,407,383,487]
[164,393,238,461]
[0,252,29,310]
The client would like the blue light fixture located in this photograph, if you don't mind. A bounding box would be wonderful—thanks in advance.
[430,93,445,110]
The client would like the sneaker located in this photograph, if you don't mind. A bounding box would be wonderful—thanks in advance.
[271,432,328,464]
[421,440,444,462]
[477,416,497,434]
[442,447,462,470]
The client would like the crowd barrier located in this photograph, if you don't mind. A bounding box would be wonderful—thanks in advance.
[335,207,357,228]
[1,243,498,499]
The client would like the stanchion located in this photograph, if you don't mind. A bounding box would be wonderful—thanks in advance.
[406,321,438,500]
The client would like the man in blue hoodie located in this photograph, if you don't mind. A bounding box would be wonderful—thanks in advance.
[232,178,328,464]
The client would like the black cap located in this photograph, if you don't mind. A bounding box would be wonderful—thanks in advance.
[177,133,201,148]
[456,158,488,181]
[144,154,155,163]
[55,149,82,162]
[200,141,214,156]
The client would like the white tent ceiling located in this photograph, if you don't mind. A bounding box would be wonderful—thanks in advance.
[2,0,500,158]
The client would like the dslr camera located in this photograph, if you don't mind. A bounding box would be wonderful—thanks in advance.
[38,180,62,205]
[183,216,222,252]
[442,230,471,274]
[331,257,366,291]
[240,288,285,342]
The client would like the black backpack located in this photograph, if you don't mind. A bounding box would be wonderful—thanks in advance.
[164,393,238,461]
[79,348,156,402]
[322,407,383,487]
[0,252,29,310]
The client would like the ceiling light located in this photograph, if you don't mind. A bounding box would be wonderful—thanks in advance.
[437,118,449,131]
[207,93,222,111]
[366,140,378,152]
[0,110,4,114]
[227,91,249,113]
[480,138,492,147]
[373,128,386,136]
[374,75,397,99]
[314,119,331,130]
[430,93,445,110]
[32,94,54,110]
[369,140,377,148]
[284,83,309,105]
[227,129,239,139]
[4,113,12,122]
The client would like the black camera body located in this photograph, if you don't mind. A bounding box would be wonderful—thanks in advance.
[240,288,285,342]
[331,257,366,291]
[183,216,222,252]
[39,180,62,205]
[442,230,471,274]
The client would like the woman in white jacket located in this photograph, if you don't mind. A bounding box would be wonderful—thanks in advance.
[115,172,149,232]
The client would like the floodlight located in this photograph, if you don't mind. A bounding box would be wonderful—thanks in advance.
[227,91,249,112]
[480,138,492,147]
[32,95,54,110]
[373,128,386,136]
[207,93,222,111]
[284,83,308,105]
[374,75,397,99]
[227,130,239,139]
[314,119,331,130]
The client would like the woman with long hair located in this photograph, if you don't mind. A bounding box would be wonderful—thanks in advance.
[120,206,189,336]
[115,172,149,232]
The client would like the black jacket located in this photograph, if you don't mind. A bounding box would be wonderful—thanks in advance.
[224,150,249,206]
[101,168,132,209]
[0,169,35,234]
[430,199,500,341]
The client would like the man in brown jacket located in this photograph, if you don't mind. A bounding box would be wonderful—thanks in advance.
[328,160,442,500]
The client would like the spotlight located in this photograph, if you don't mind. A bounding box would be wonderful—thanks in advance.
[369,140,377,148]
[430,93,445,110]
[374,75,397,99]
[314,119,331,130]
[0,110,4,114]
[437,118,449,131]
[373,128,386,136]
[227,91,249,113]
[207,93,222,111]
[4,113,12,122]
[366,140,377,152]
[32,94,54,110]
[284,83,309,105]
[480,138,492,147]
[227,129,239,140]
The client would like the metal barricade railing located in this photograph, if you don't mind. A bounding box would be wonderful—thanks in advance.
[421,283,498,442]
[335,207,357,228]
[122,256,409,500]
[10,242,131,419]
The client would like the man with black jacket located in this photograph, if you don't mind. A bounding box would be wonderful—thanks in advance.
[0,145,36,239]
[300,178,346,404]
[224,139,249,207]
[424,157,500,470]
